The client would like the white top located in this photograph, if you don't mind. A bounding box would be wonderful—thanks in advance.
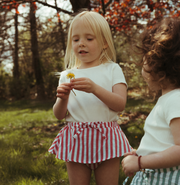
[136,89,180,156]
[58,62,127,122]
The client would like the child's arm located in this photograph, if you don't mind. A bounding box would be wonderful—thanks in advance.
[53,82,72,120]
[122,117,180,176]
[71,77,127,112]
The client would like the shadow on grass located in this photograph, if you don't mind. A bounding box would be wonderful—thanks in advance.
[0,99,55,111]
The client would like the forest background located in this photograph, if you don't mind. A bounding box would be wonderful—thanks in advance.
[0,0,180,185]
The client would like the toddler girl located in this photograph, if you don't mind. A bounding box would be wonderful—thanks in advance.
[48,10,131,185]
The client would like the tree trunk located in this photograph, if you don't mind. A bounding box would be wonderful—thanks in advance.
[101,0,105,15]
[70,0,91,13]
[55,0,66,55]
[58,18,66,55]
[30,2,45,99]
[13,13,19,79]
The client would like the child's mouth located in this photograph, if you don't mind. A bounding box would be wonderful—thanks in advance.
[79,50,88,54]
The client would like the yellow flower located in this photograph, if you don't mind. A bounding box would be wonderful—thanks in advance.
[66,72,76,96]
[66,73,75,79]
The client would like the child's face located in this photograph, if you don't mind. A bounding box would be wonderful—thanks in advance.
[142,63,161,91]
[71,18,103,69]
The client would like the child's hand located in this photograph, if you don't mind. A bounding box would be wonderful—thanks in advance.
[124,149,137,157]
[122,155,139,177]
[56,82,72,99]
[70,78,96,93]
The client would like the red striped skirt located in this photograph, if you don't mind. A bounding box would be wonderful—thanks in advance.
[48,121,131,164]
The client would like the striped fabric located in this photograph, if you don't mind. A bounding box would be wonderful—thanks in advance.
[129,166,180,185]
[48,121,131,164]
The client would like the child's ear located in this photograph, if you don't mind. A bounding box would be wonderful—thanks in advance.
[103,43,108,49]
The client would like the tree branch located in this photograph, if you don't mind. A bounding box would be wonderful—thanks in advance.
[0,0,73,15]
[105,0,113,9]
[36,0,72,15]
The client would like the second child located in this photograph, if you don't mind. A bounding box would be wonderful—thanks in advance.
[122,17,180,185]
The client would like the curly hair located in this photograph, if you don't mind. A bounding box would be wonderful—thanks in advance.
[137,17,180,88]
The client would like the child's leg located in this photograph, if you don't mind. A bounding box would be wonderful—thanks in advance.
[66,161,92,185]
[94,157,120,185]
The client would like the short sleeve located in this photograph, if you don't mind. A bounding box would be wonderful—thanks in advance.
[164,92,180,125]
[112,64,127,86]
[58,71,68,86]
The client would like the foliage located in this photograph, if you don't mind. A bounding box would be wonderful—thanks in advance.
[0,67,9,99]
[1,0,180,100]
[93,0,180,31]
[0,15,65,100]
[114,27,146,90]
[2,1,180,31]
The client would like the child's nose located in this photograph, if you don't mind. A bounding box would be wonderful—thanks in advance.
[79,39,85,47]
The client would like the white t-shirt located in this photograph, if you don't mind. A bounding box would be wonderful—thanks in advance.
[58,62,127,122]
[136,89,180,156]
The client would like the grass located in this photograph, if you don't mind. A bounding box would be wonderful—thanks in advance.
[0,97,155,185]
[0,99,68,185]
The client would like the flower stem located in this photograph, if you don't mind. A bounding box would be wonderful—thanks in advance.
[72,89,76,96]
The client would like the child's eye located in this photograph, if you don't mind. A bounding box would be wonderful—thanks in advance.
[87,38,93,41]
[73,39,79,42]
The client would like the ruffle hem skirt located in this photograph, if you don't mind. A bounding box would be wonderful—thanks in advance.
[48,121,132,164]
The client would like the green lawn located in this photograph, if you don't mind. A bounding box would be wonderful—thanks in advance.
[0,98,155,185]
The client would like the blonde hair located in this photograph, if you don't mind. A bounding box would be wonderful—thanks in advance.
[64,11,116,69]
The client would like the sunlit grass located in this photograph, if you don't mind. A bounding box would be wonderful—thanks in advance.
[0,100,56,129]
[0,128,69,184]
[0,100,69,185]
